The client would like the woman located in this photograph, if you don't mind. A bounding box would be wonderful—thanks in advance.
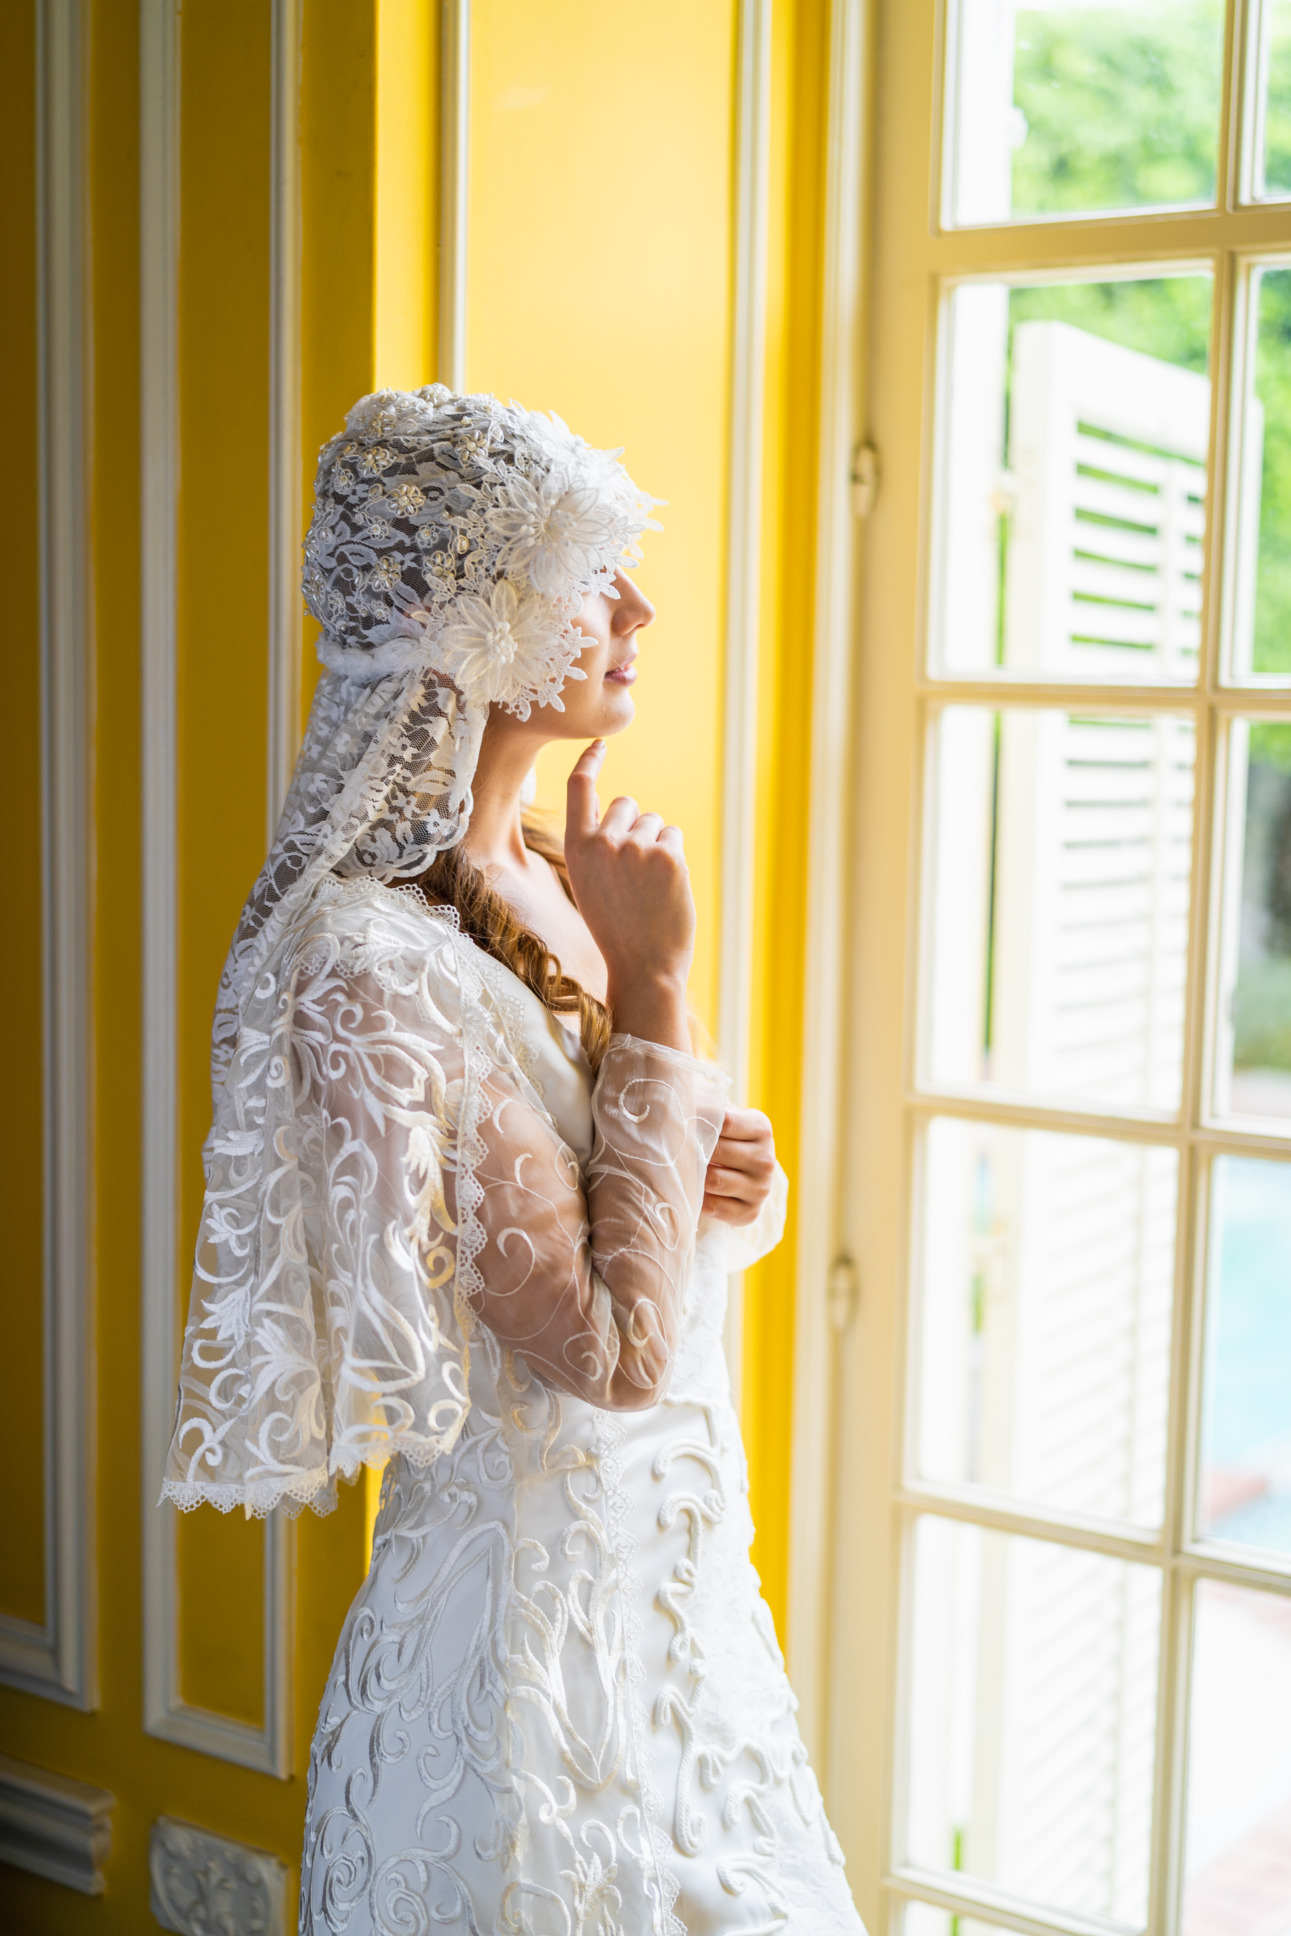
[164,386,863,1935]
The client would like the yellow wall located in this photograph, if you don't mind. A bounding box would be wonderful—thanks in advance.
[469,0,737,1036]
[0,3,839,1924]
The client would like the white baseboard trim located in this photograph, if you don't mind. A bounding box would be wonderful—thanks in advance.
[0,1752,113,1895]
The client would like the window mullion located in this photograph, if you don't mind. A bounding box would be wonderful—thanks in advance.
[1219,0,1248,214]
[1146,1132,1204,1935]
[887,1863,1147,1936]
[895,1482,1164,1564]
[1229,0,1262,208]
[1144,210,1237,1936]
[915,677,1209,709]
[905,1089,1190,1148]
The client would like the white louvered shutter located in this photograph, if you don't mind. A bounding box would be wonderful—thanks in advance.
[1005,319,1207,682]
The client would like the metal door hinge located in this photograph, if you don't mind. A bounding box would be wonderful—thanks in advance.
[851,443,879,518]
[827,1254,859,1331]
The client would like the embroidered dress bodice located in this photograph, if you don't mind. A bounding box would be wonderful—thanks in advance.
[297,885,863,1936]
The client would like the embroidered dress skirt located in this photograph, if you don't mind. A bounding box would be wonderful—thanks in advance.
[300,1363,864,1935]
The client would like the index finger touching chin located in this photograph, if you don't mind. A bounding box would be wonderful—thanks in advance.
[566,740,605,838]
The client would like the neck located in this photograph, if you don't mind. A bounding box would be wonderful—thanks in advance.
[464,715,547,871]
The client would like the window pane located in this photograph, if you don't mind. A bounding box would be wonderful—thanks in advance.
[924,707,1194,1111]
[947,0,1223,227]
[934,277,1211,681]
[1214,722,1291,1126]
[905,1516,1160,1926]
[1253,1,1291,201]
[1198,1156,1291,1559]
[1231,269,1291,681]
[1183,1580,1291,1933]
[917,1119,1175,1527]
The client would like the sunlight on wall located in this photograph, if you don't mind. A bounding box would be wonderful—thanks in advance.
[375,0,437,390]
[468,0,737,1035]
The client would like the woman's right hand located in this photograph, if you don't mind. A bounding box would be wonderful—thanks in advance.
[564,740,695,1052]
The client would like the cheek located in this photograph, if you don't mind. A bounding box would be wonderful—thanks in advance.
[575,639,611,684]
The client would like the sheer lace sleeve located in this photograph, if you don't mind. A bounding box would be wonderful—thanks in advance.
[467,1034,728,1409]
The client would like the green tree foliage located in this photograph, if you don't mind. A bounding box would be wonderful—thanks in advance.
[1261,12,1291,193]
[1011,2,1223,216]
[1251,272,1291,676]
[1004,4,1291,674]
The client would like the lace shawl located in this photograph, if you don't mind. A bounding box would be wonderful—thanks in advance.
[164,883,727,1514]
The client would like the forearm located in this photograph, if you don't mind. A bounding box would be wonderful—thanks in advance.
[585,1033,726,1403]
[465,1040,726,1411]
[604,970,691,1055]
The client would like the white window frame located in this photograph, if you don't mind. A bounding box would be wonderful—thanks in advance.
[793,5,1291,1933]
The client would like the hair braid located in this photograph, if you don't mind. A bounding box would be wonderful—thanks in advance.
[415,816,614,1073]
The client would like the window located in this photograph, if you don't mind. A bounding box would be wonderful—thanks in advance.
[838,4,1291,1932]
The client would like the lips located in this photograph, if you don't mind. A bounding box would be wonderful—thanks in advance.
[604,660,637,685]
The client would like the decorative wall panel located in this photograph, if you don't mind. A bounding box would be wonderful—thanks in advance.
[0,0,96,1715]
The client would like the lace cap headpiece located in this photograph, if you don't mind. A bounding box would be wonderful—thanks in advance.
[304,384,656,704]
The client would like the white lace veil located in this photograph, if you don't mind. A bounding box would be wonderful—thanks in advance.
[163,385,659,1515]
[212,385,658,1088]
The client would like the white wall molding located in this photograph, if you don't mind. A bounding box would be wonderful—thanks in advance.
[0,1753,113,1895]
[786,0,868,1766]
[140,0,293,1780]
[150,1816,288,1936]
[266,0,303,835]
[438,0,471,389]
[718,0,773,1398]
[0,0,97,1713]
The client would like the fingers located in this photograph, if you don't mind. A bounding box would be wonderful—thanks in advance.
[603,804,682,852]
[702,1190,761,1228]
[703,1163,762,1203]
[566,740,606,843]
[703,1137,773,1226]
[566,748,682,855]
[706,1107,776,1217]
[711,1136,776,1177]
[599,794,641,840]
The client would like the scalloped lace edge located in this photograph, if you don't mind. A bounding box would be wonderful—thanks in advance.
[158,1427,466,1521]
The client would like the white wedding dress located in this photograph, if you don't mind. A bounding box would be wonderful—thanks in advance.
[294,879,863,1936]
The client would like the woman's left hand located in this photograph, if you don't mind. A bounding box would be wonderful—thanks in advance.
[702,1107,777,1227]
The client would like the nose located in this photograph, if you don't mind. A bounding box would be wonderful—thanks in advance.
[613,570,655,635]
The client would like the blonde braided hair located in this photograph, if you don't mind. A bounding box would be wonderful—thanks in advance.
[415,816,613,1073]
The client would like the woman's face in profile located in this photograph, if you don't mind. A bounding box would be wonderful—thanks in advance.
[556,569,656,740]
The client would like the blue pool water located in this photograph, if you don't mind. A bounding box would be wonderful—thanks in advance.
[1203,1156,1291,1554]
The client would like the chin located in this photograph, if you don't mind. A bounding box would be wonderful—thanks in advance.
[594,691,636,736]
